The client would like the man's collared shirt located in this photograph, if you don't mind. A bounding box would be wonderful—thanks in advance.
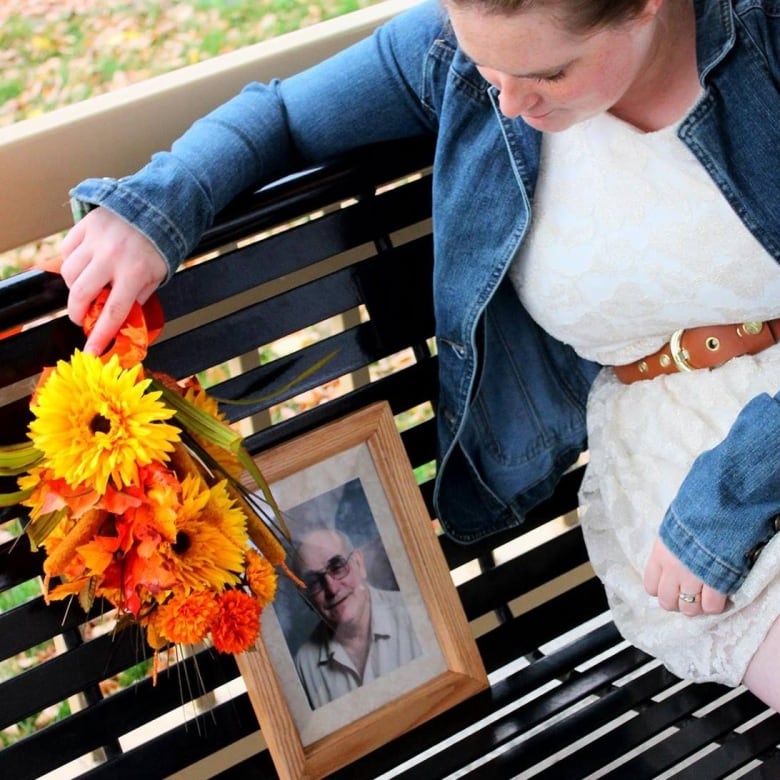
[294,586,422,709]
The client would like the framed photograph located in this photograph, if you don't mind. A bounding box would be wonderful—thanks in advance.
[236,402,487,779]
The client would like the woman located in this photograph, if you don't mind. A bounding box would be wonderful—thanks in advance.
[59,0,780,707]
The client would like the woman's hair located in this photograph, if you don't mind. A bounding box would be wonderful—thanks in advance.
[446,0,652,33]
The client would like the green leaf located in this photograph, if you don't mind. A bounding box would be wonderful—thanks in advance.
[26,508,67,549]
[0,487,33,507]
[150,379,241,451]
[235,447,288,538]
[0,442,42,475]
[210,349,340,406]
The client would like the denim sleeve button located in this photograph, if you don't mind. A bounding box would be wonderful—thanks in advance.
[746,541,767,568]
[443,408,457,427]
[771,513,780,534]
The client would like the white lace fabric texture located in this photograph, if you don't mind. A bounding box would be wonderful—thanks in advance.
[510,111,780,685]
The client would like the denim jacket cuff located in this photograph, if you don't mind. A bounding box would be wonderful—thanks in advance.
[659,391,780,595]
[69,178,197,283]
[659,509,746,593]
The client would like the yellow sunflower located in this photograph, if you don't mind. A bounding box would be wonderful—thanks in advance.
[29,351,181,493]
[201,479,249,550]
[161,474,246,593]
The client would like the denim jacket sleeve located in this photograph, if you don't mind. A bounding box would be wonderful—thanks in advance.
[69,1,442,279]
[659,390,780,594]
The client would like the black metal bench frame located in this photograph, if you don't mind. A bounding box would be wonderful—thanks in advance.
[0,137,776,780]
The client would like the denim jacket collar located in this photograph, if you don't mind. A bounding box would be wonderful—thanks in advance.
[695,0,736,81]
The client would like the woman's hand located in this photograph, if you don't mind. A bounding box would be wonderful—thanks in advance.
[59,207,168,355]
[643,537,728,616]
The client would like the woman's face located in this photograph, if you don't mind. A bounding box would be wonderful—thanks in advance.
[447,1,661,132]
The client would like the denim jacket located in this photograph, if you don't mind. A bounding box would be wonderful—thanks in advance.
[71,0,780,593]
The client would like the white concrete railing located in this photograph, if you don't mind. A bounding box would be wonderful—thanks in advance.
[0,0,420,255]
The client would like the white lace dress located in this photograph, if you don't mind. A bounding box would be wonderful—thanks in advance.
[509,110,780,686]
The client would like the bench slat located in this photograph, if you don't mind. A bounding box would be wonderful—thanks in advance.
[242,359,438,453]
[476,579,610,672]
[76,695,267,780]
[671,711,780,780]
[1,648,240,778]
[0,631,141,730]
[399,645,656,780]
[0,538,44,594]
[603,690,770,779]
[535,681,738,780]
[457,527,589,621]
[0,596,86,660]
[332,620,623,779]
[148,237,434,383]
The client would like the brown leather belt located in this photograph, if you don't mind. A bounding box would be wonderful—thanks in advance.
[613,319,780,384]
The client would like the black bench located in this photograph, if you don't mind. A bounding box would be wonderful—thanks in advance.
[0,137,776,780]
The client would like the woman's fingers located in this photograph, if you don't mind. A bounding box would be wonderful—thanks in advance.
[701,586,728,615]
[58,208,168,353]
[82,285,141,355]
[644,537,728,617]
[59,218,85,260]
[62,243,112,326]
[676,577,705,616]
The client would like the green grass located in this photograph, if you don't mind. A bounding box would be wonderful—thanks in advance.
[0,579,41,612]
[1,0,380,128]
[0,14,34,50]
[0,80,23,104]
[116,658,155,687]
[0,701,71,747]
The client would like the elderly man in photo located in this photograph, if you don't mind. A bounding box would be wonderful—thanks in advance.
[293,527,422,709]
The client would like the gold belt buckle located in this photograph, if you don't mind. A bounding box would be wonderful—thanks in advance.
[669,328,694,372]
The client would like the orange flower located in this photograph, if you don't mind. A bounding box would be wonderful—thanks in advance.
[145,612,169,652]
[83,289,164,368]
[155,590,220,646]
[245,549,278,608]
[5,285,290,674]
[20,467,98,521]
[40,513,79,567]
[133,463,183,542]
[210,590,262,654]
[46,575,93,603]
[78,534,122,577]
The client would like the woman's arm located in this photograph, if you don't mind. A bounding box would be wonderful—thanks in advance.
[646,390,780,603]
[62,0,443,352]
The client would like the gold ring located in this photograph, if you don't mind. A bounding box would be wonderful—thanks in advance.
[678,591,700,604]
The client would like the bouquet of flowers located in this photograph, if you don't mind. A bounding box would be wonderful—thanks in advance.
[0,290,294,680]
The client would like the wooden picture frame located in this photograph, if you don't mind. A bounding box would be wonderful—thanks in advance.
[236,402,487,779]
